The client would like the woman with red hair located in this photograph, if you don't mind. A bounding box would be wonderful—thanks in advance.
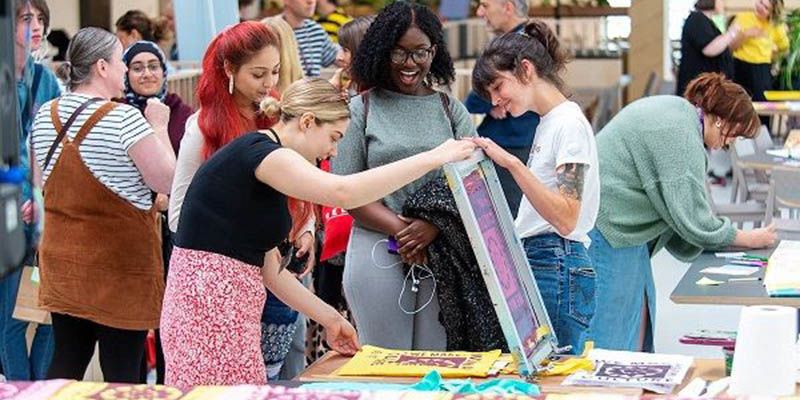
[166,21,310,382]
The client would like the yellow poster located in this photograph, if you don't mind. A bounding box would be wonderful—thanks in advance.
[336,345,502,378]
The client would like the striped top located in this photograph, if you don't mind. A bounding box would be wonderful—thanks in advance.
[315,8,352,43]
[31,93,154,210]
[293,19,340,77]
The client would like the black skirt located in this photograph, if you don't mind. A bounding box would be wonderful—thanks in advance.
[733,59,773,102]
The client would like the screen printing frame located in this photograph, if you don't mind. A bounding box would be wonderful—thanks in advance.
[443,150,558,378]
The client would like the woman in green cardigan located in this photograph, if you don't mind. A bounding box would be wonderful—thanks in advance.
[588,73,776,352]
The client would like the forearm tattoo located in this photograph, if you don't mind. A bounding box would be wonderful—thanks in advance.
[556,163,586,201]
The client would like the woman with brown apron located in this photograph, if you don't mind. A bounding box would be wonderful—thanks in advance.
[29,27,176,383]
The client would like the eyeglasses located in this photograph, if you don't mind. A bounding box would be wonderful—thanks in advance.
[129,63,163,75]
[389,46,435,65]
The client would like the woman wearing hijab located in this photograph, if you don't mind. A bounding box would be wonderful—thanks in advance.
[120,40,192,383]
[122,40,192,154]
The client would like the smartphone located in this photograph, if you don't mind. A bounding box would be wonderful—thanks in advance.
[285,247,309,274]
[387,236,399,254]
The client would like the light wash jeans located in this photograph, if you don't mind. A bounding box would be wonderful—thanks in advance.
[586,228,655,352]
[523,233,596,355]
[0,266,54,380]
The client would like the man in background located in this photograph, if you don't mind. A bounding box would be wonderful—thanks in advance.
[315,0,351,43]
[282,0,341,77]
[464,0,539,217]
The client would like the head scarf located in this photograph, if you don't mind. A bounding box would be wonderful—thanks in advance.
[122,40,168,110]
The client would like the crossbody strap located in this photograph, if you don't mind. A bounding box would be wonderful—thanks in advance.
[363,89,456,138]
[44,97,103,171]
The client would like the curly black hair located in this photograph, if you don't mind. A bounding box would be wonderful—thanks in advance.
[351,1,455,91]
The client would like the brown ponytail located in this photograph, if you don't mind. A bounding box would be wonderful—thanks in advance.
[472,20,569,100]
[152,16,174,44]
[684,73,760,139]
[115,10,155,42]
[523,20,568,82]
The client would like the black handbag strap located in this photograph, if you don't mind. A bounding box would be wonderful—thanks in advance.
[44,97,103,171]
[362,89,456,138]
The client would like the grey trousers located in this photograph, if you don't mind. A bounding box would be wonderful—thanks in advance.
[278,276,309,380]
[342,226,447,350]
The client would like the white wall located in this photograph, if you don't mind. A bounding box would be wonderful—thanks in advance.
[49,0,80,36]
[111,0,159,26]
[48,0,160,36]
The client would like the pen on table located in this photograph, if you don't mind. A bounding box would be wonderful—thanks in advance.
[741,254,769,262]
[730,259,767,267]
[728,277,762,282]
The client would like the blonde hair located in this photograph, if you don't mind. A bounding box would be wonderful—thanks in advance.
[260,78,350,123]
[261,16,305,93]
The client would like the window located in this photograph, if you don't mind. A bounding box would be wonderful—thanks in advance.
[669,0,695,41]
[606,0,631,40]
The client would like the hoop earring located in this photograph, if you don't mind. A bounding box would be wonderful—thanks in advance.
[715,120,722,128]
[228,77,234,95]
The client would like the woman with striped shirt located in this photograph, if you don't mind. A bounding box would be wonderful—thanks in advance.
[30,27,176,382]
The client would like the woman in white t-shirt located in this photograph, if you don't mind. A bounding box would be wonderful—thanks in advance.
[471,20,600,355]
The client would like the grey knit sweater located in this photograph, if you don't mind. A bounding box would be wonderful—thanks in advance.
[332,88,476,213]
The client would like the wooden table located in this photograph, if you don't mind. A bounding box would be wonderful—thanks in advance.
[296,351,799,396]
[671,247,800,307]
[737,150,800,172]
[753,101,800,140]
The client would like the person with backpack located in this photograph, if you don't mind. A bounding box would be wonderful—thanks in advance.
[332,2,477,351]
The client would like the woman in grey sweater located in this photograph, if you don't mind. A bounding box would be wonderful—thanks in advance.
[332,2,476,350]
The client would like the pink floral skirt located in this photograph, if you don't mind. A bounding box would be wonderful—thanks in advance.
[161,246,267,389]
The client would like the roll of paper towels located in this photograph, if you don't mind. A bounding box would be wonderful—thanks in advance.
[729,305,797,396]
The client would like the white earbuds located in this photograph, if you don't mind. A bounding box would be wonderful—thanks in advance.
[370,238,436,315]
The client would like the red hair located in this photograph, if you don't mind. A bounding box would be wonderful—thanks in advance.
[197,21,312,239]
[198,21,278,159]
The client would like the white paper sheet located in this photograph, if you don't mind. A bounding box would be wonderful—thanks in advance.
[701,265,760,276]
[562,349,693,394]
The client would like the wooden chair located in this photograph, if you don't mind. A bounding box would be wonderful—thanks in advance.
[729,138,769,203]
[765,169,800,236]
[754,125,775,151]
[706,180,766,228]
[642,71,660,98]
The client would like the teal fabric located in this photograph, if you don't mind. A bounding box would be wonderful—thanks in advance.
[302,371,540,395]
[410,371,540,395]
[594,95,737,261]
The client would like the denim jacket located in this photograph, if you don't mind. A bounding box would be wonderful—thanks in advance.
[16,56,61,203]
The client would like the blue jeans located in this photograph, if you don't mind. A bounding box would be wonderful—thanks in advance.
[0,267,54,380]
[523,233,595,355]
[261,289,299,380]
[586,228,655,352]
